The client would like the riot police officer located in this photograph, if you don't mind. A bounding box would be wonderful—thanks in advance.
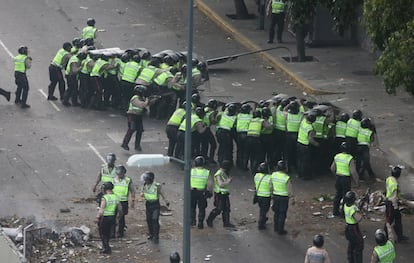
[254,162,272,230]
[48,42,73,101]
[92,153,117,194]
[343,191,364,263]
[235,103,252,170]
[166,102,186,157]
[356,118,376,179]
[335,112,349,153]
[345,110,362,157]
[14,46,32,108]
[297,112,319,180]
[201,99,218,164]
[371,223,396,263]
[216,104,237,166]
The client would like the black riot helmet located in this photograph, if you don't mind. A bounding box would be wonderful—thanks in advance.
[306,112,317,123]
[149,57,161,67]
[207,99,218,110]
[106,153,116,165]
[221,160,233,171]
[103,181,114,191]
[170,252,181,263]
[18,46,28,55]
[340,142,350,153]
[344,191,356,206]
[194,156,205,167]
[252,110,262,118]
[287,101,299,114]
[134,85,147,96]
[258,99,267,108]
[360,118,371,129]
[121,53,131,63]
[313,234,324,248]
[115,165,127,176]
[77,52,87,61]
[276,160,287,171]
[261,107,271,119]
[100,54,109,61]
[391,166,402,178]
[87,18,96,26]
[240,103,251,114]
[352,110,363,121]
[84,38,94,46]
[72,38,82,48]
[191,93,200,104]
[180,101,187,109]
[257,162,268,173]
[181,64,187,75]
[195,107,206,119]
[227,104,237,116]
[197,61,207,71]
[141,50,151,60]
[63,42,73,52]
[142,171,155,183]
[339,112,350,122]
[132,54,141,63]
[164,55,177,66]
[374,229,387,246]
[192,58,199,67]
[280,98,290,109]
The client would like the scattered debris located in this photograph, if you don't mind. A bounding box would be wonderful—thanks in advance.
[312,212,322,216]
[60,208,71,213]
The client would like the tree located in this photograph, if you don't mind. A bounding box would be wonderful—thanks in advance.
[364,0,414,95]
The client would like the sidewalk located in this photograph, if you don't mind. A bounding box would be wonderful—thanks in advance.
[195,0,414,192]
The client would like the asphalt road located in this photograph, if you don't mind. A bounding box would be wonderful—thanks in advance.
[0,0,412,262]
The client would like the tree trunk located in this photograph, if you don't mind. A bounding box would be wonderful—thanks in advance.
[295,25,306,62]
[233,0,249,19]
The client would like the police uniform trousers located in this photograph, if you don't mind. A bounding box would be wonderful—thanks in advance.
[117,201,129,237]
[201,127,217,163]
[207,192,231,226]
[0,88,11,100]
[175,131,185,160]
[345,223,364,263]
[151,86,171,120]
[79,72,90,107]
[272,195,289,233]
[296,143,312,179]
[236,132,248,170]
[145,200,161,241]
[312,138,328,175]
[216,129,234,166]
[103,74,120,108]
[48,64,66,99]
[385,200,404,241]
[166,124,179,157]
[63,74,79,105]
[356,145,374,179]
[89,76,104,109]
[192,131,203,158]
[260,133,274,165]
[269,12,285,43]
[14,72,29,104]
[257,196,271,229]
[285,132,298,171]
[121,114,143,149]
[273,130,286,164]
[345,137,358,158]
[191,189,208,226]
[120,80,135,111]
[333,175,351,216]
[99,215,115,253]
[247,136,264,175]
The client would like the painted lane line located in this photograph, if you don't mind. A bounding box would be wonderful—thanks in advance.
[38,89,61,112]
[0,39,14,58]
[88,143,106,163]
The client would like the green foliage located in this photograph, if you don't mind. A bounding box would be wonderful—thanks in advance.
[374,21,414,95]
[325,0,363,36]
[287,0,316,31]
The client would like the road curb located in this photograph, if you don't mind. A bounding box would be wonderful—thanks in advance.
[195,0,342,96]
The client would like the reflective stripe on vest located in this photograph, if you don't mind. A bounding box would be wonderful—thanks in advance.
[101,164,116,182]
[113,177,131,201]
[90,59,107,77]
[138,66,157,83]
[128,95,144,114]
[254,173,271,197]
[271,171,289,196]
[81,56,92,74]
[357,127,372,145]
[65,55,80,75]
[217,114,236,130]
[168,108,186,126]
[107,58,119,75]
[153,70,173,86]
[103,194,118,216]
[192,68,201,77]
[297,120,313,145]
[247,117,263,136]
[344,204,357,224]
[313,116,326,138]
[271,0,285,14]
[144,182,159,201]
[334,153,353,176]
[178,114,202,132]
[346,118,360,138]
[386,176,399,199]
[286,113,302,132]
[122,61,141,83]
[335,121,347,138]
[14,54,27,73]
[236,113,252,132]
[374,240,396,263]
[190,168,210,190]
[82,26,97,39]
[275,106,286,131]
[214,169,229,194]
[52,48,69,68]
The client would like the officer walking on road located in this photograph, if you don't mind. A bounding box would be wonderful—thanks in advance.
[82,18,98,43]
[343,191,364,263]
[371,223,396,263]
[254,162,272,230]
[190,156,213,229]
[48,42,73,101]
[206,160,235,228]
[112,165,135,238]
[141,171,169,244]
[304,234,332,263]
[14,46,32,108]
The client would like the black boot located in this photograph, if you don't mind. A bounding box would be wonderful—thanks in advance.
[222,212,235,228]
[206,209,219,227]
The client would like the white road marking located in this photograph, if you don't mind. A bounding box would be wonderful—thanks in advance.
[38,89,61,112]
[0,39,14,58]
[88,143,106,163]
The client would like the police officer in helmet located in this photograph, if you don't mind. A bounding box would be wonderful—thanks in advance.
[14,45,32,108]
[343,191,364,263]
[371,223,396,263]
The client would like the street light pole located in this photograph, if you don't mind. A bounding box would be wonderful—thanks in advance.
[184,0,194,261]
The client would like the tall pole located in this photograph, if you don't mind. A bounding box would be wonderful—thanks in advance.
[183,0,194,261]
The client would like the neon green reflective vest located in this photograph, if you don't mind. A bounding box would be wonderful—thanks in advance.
[52,48,69,68]
[143,182,160,201]
[122,61,141,83]
[254,173,271,197]
[153,70,173,86]
[386,176,399,199]
[374,240,396,263]
[236,113,252,132]
[247,117,263,136]
[335,121,347,138]
[204,110,212,127]
[344,204,357,224]
[82,26,97,39]
[113,177,131,202]
[214,169,229,194]
[119,61,126,77]
[271,171,289,196]
[345,118,361,138]
[14,54,27,73]
[313,116,326,138]
[167,108,186,126]
[128,95,144,114]
[217,114,236,130]
[297,120,314,145]
[103,194,118,216]
[334,153,353,176]
[65,55,80,75]
[357,127,372,145]
[80,56,92,74]
[275,106,286,131]
[192,68,201,77]
[138,65,157,83]
[261,116,273,134]
[179,114,202,132]
[90,58,107,77]
[107,58,119,76]
[101,164,116,183]
[190,167,210,190]
[271,0,285,14]
[286,113,302,132]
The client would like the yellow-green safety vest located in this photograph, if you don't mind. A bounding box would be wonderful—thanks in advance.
[153,70,173,86]
[80,56,92,74]
[313,116,326,138]
[214,169,229,194]
[113,177,131,201]
[386,176,399,199]
[286,113,302,132]
[65,55,80,75]
[334,153,353,176]
[271,0,285,14]
[103,194,118,216]
[247,117,263,136]
[119,61,126,77]
[107,58,119,76]
[82,26,97,39]
[90,58,107,77]
[14,54,27,73]
[271,171,289,196]
[297,120,313,145]
[128,95,144,114]
[143,182,160,201]
[217,114,236,130]
[52,48,69,68]
[357,127,372,145]
[101,164,116,183]
[179,114,202,132]
[137,65,157,83]
[167,108,186,126]
[190,167,210,190]
[374,240,396,263]
[203,110,213,127]
[122,61,141,83]
[344,204,357,224]
[261,116,273,134]
[345,118,360,138]
[236,113,252,132]
[335,121,347,138]
[254,173,271,197]
[275,106,286,131]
